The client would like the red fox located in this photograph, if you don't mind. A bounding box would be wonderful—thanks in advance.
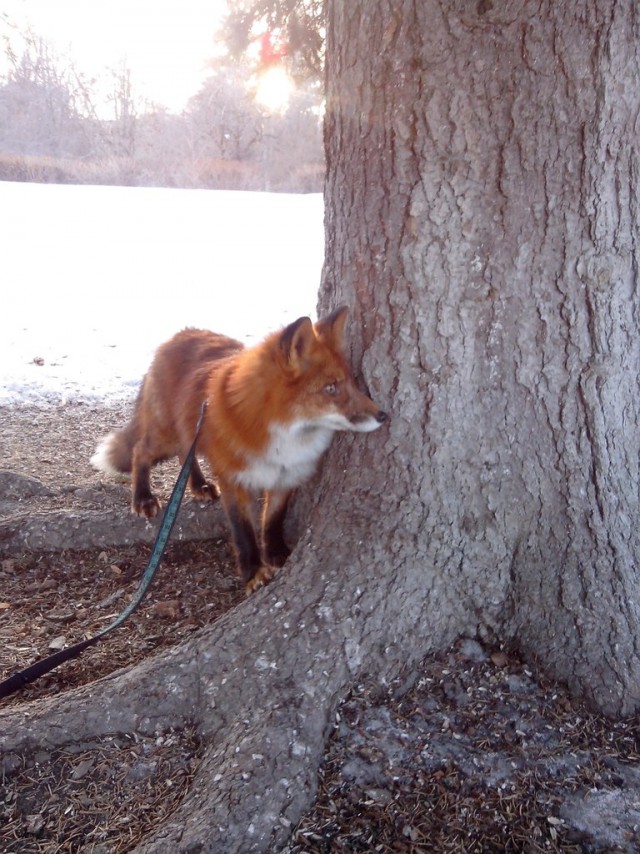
[91,307,387,592]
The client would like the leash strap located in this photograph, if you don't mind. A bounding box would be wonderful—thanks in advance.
[0,402,208,701]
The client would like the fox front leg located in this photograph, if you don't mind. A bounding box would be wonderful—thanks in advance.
[221,483,276,594]
[261,489,291,569]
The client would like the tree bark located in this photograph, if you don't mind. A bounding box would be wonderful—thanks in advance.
[322,0,640,715]
[1,2,639,852]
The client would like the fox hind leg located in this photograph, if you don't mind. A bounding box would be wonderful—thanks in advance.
[185,456,220,503]
[131,442,161,518]
[132,441,220,518]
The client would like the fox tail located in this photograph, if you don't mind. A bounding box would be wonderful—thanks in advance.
[90,420,137,476]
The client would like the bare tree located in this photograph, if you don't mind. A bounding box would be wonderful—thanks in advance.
[0,30,91,157]
[256,86,324,189]
[105,60,138,158]
[1,2,638,852]
[0,22,323,189]
[186,65,264,163]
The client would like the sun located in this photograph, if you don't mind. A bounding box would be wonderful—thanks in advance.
[253,65,294,113]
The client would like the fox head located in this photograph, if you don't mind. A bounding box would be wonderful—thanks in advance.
[278,306,387,433]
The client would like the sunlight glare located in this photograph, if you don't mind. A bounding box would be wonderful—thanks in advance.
[254,65,294,113]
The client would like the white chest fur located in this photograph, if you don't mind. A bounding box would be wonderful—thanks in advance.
[234,421,335,493]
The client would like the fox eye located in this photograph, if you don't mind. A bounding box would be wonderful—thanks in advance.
[323,381,339,396]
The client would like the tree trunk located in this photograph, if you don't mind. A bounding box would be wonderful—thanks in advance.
[322,0,640,714]
[1,2,639,852]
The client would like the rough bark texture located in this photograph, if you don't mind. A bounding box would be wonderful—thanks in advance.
[1,2,639,853]
[322,0,640,715]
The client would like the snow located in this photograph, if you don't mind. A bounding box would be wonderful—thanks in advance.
[0,182,324,406]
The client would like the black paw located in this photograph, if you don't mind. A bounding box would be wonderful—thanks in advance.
[132,495,161,519]
[245,564,277,594]
[192,481,220,503]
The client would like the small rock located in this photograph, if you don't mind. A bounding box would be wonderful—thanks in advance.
[71,758,95,780]
[403,824,421,842]
[126,760,158,782]
[458,638,488,662]
[365,787,392,804]
[25,813,45,836]
[506,673,534,695]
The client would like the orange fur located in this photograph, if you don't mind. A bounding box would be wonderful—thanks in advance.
[91,307,387,592]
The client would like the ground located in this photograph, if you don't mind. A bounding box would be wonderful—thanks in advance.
[1,402,640,853]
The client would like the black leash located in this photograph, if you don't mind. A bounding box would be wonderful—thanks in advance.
[0,402,208,701]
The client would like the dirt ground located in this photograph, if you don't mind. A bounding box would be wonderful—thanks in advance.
[1,402,640,853]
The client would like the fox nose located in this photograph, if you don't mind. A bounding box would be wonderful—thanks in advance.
[375,410,388,424]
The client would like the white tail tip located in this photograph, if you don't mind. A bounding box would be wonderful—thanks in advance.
[90,434,121,476]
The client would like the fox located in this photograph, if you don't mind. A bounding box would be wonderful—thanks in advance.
[91,307,387,592]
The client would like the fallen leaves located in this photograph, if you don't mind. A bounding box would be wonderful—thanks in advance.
[0,540,242,708]
[284,641,640,854]
[2,729,202,851]
[150,600,181,620]
[0,540,241,853]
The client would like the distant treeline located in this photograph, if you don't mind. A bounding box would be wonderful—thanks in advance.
[0,33,324,192]
[0,153,325,193]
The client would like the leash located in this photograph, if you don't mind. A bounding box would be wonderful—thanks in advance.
[0,402,208,701]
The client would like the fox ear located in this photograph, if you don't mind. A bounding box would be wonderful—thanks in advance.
[315,305,348,351]
[280,316,315,370]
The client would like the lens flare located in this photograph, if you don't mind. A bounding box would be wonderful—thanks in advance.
[254,65,293,113]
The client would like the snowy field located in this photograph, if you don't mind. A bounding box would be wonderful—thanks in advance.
[0,182,323,406]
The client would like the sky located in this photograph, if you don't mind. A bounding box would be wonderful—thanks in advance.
[1,0,230,112]
[0,182,324,406]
